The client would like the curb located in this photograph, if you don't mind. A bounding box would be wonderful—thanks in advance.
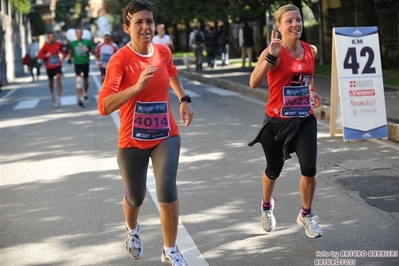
[179,69,399,143]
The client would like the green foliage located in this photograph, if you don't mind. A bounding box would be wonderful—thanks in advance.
[55,0,90,28]
[28,11,46,36]
[55,0,78,23]
[104,0,129,24]
[103,0,265,26]
[11,0,31,14]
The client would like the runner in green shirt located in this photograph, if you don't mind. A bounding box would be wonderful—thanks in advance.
[68,28,95,107]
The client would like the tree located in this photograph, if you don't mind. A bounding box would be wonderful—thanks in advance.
[292,0,307,41]
[28,11,46,36]
[103,0,129,24]
[359,0,378,26]
[55,0,90,28]
[11,0,31,14]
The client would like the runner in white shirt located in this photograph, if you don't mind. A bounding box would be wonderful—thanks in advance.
[95,31,119,83]
[152,24,174,51]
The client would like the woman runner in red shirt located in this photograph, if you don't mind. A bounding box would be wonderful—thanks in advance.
[97,1,193,265]
[249,4,323,239]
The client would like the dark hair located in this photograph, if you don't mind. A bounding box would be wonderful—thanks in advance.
[47,31,54,36]
[123,0,156,27]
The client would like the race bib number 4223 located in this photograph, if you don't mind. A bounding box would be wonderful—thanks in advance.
[281,85,311,118]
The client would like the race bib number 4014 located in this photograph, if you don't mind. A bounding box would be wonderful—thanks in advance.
[132,101,170,141]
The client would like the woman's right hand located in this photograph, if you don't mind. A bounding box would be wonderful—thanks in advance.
[268,30,282,57]
[133,66,157,93]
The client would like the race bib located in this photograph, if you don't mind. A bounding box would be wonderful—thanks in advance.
[101,53,112,63]
[281,85,311,118]
[76,45,86,56]
[132,101,170,141]
[49,55,59,65]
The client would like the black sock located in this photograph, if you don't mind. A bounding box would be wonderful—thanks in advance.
[302,207,311,217]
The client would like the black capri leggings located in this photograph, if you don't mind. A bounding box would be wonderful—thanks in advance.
[117,136,181,208]
[260,116,317,179]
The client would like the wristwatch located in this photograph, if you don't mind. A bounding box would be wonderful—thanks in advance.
[180,95,192,104]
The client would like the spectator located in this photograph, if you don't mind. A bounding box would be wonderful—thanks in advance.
[204,24,218,68]
[189,26,204,71]
[153,23,174,51]
[27,36,41,81]
[239,21,255,68]
[217,25,229,66]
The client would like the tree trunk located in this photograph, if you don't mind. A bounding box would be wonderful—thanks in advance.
[359,0,378,26]
[172,23,180,51]
[292,0,307,42]
[256,9,267,54]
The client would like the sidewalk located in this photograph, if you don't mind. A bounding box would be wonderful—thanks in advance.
[174,57,399,143]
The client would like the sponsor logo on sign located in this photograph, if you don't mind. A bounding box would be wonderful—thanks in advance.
[349,80,374,88]
[362,132,371,138]
[349,89,375,97]
[351,108,378,116]
[350,99,376,107]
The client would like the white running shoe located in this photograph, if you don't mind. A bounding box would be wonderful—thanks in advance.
[84,95,89,105]
[161,249,187,266]
[125,223,143,260]
[296,210,323,238]
[261,198,276,232]
[78,99,86,107]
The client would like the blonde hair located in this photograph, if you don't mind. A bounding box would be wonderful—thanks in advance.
[272,4,300,24]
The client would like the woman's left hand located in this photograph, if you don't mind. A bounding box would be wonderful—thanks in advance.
[180,102,194,127]
[310,91,322,108]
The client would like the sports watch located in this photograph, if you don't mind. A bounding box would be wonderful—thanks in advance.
[179,95,192,104]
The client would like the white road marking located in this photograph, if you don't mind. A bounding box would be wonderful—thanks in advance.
[0,89,17,106]
[91,73,208,265]
[60,95,78,106]
[206,87,239,96]
[14,99,40,110]
[169,89,201,98]
[0,76,33,106]
[368,194,399,200]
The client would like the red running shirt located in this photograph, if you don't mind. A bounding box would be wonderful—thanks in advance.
[98,43,179,149]
[266,41,315,119]
[38,42,65,69]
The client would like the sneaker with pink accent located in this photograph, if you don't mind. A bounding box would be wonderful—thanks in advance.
[296,210,323,238]
[261,197,276,232]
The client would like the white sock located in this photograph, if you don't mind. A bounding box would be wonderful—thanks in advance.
[164,245,177,254]
[126,222,139,235]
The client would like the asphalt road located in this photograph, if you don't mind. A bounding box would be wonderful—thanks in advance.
[1,63,398,266]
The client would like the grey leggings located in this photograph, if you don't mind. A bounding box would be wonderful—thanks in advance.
[117,136,181,208]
